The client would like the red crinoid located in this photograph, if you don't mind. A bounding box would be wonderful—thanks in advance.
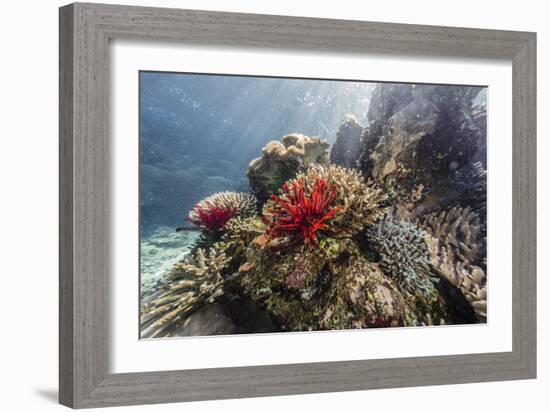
[188,205,237,231]
[187,191,257,232]
[266,176,343,246]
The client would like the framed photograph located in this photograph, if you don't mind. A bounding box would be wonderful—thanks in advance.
[59,2,536,408]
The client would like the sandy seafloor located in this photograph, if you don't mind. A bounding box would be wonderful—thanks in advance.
[140,228,199,298]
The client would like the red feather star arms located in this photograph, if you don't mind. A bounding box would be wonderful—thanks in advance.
[187,191,257,231]
[265,176,344,246]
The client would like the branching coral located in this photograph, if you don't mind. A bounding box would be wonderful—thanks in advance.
[142,91,489,335]
[141,215,267,338]
[263,164,387,250]
[365,219,437,297]
[420,207,487,321]
[187,191,257,231]
[140,243,231,338]
[420,206,485,266]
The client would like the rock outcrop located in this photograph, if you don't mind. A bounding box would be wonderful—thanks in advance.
[330,115,363,168]
[246,133,329,204]
[358,84,487,212]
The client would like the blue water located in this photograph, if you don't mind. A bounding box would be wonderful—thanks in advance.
[139,72,375,233]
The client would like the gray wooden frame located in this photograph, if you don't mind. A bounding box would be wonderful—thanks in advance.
[59,2,537,408]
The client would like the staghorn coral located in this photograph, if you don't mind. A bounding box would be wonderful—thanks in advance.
[140,243,231,338]
[187,191,257,232]
[420,207,487,321]
[365,219,438,297]
[247,134,329,203]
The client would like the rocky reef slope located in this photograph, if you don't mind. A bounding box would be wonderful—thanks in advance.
[140,83,487,338]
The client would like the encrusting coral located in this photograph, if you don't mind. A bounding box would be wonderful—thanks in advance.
[187,191,257,231]
[247,134,330,204]
[357,84,486,215]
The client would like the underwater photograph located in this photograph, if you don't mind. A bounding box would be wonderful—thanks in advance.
[139,71,487,339]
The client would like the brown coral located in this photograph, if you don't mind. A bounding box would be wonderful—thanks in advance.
[420,207,487,321]
[140,243,231,338]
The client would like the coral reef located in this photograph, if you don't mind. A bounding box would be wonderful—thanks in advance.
[263,164,387,250]
[358,84,486,209]
[330,115,363,169]
[447,161,488,221]
[141,83,488,337]
[265,175,341,246]
[365,219,437,297]
[140,243,231,338]
[238,238,448,330]
[369,97,440,180]
[420,207,487,320]
[247,134,329,204]
[187,191,257,231]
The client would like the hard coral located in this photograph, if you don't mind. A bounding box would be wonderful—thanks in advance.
[263,164,387,249]
[420,207,487,321]
[365,218,437,297]
[187,191,257,231]
[140,243,231,338]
